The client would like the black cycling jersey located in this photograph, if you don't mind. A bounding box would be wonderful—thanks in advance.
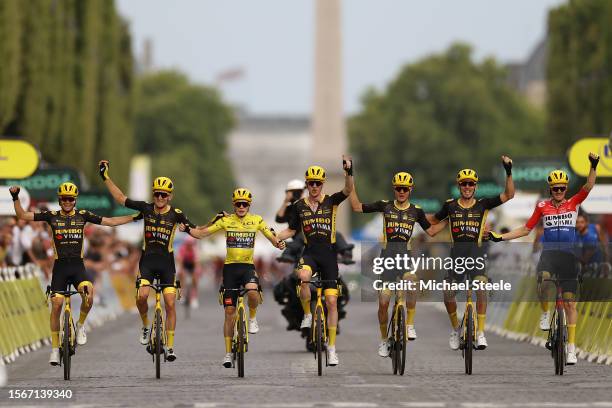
[434,196,502,245]
[362,200,430,250]
[288,192,347,246]
[34,209,102,259]
[125,199,195,255]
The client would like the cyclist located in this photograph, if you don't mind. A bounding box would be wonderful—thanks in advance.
[184,188,285,367]
[429,156,515,351]
[99,160,196,362]
[576,212,610,275]
[349,171,447,357]
[9,183,139,365]
[276,156,354,366]
[490,153,599,365]
[178,236,200,309]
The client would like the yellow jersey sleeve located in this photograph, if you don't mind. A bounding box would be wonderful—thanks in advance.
[206,217,226,235]
[258,217,276,240]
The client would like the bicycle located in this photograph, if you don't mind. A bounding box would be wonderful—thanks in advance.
[136,277,180,379]
[218,287,262,378]
[298,276,340,376]
[387,284,407,376]
[458,285,477,375]
[46,285,89,381]
[543,276,579,376]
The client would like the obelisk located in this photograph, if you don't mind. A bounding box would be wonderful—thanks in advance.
[312,0,349,234]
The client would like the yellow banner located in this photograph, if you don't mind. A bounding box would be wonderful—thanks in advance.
[568,138,612,177]
[0,140,40,179]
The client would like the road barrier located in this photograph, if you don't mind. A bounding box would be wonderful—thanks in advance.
[487,265,612,365]
[0,264,136,364]
[0,264,49,363]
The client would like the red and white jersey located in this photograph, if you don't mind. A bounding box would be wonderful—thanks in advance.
[525,188,589,253]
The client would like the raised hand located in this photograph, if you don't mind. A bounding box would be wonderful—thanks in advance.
[99,160,110,181]
[342,154,353,176]
[588,152,600,170]
[8,186,20,201]
[501,155,513,176]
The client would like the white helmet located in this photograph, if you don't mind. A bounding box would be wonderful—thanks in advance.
[286,179,305,191]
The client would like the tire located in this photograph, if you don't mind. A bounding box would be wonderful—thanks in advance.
[237,308,245,378]
[397,306,406,376]
[465,305,473,375]
[391,309,397,375]
[316,307,323,376]
[63,313,71,381]
[555,308,565,376]
[155,310,162,379]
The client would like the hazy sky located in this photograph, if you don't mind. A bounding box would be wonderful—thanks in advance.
[117,0,565,115]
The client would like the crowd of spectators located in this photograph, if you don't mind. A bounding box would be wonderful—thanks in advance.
[0,214,140,291]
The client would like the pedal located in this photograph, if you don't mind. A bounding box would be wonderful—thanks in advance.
[545,341,552,351]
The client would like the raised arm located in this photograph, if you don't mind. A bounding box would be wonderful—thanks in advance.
[99,160,128,205]
[349,183,364,213]
[341,154,354,196]
[9,187,34,221]
[584,152,599,192]
[499,155,515,203]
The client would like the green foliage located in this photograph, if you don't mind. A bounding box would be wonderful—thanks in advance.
[349,43,545,226]
[0,0,21,131]
[134,71,235,222]
[547,0,612,147]
[0,0,134,188]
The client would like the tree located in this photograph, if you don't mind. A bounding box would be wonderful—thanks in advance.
[0,0,21,132]
[134,71,235,221]
[349,43,545,225]
[0,0,134,187]
[547,0,612,148]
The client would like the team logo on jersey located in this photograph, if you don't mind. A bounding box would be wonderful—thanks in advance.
[56,234,63,240]
[386,227,394,234]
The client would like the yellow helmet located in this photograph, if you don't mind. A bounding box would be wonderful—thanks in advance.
[57,182,79,197]
[547,170,569,185]
[456,169,479,183]
[232,188,252,203]
[305,165,326,182]
[152,177,174,193]
[392,172,414,187]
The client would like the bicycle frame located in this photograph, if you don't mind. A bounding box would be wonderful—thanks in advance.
[461,288,477,341]
[389,287,407,341]
[136,279,181,354]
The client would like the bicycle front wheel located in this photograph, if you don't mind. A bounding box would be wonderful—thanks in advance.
[396,306,406,376]
[63,313,71,381]
[155,309,162,379]
[237,307,245,378]
[315,307,323,376]
[555,308,565,376]
[465,305,473,375]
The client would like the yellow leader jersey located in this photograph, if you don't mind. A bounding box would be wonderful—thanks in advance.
[207,213,275,264]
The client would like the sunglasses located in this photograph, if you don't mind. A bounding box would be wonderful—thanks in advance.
[59,196,75,203]
[551,186,567,193]
[459,181,476,187]
[307,181,322,187]
[234,201,250,208]
[153,192,169,198]
[394,187,410,193]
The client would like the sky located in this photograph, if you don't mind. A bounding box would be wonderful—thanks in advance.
[117,0,566,115]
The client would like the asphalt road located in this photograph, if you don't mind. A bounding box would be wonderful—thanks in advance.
[2,289,612,407]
